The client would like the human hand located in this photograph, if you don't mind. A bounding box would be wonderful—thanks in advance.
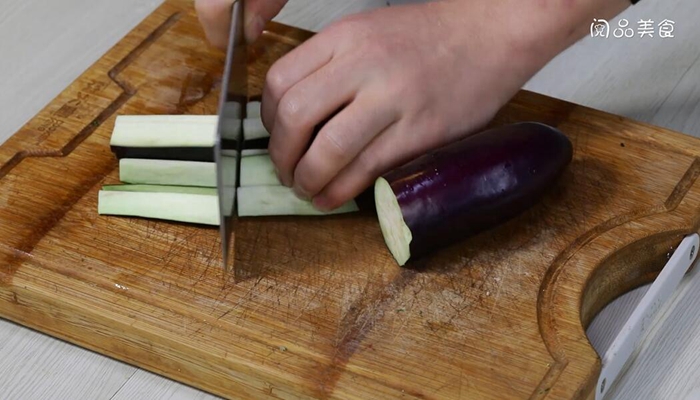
[262,1,570,211]
[195,0,630,212]
[195,0,288,47]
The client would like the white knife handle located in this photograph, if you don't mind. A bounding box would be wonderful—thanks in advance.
[596,233,699,400]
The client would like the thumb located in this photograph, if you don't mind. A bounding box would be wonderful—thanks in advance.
[244,0,288,42]
[195,0,235,50]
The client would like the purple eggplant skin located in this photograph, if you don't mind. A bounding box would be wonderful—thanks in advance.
[381,121,573,264]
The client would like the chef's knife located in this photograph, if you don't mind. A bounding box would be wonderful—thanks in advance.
[214,0,247,275]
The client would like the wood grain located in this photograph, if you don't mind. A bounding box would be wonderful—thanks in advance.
[2,1,700,399]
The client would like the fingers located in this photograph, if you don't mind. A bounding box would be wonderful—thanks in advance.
[291,93,397,200]
[312,114,458,211]
[311,126,404,212]
[267,58,359,188]
[244,0,288,42]
[195,0,288,48]
[261,33,335,134]
[194,0,235,50]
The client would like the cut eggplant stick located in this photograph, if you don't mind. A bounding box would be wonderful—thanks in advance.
[110,115,217,147]
[220,120,241,141]
[119,159,217,187]
[240,155,279,186]
[243,118,270,141]
[246,101,261,118]
[101,184,217,195]
[98,189,219,225]
[99,184,355,224]
[110,115,219,161]
[237,185,358,217]
[118,156,236,188]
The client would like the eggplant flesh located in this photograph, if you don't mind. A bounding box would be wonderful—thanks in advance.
[240,155,279,186]
[247,101,261,118]
[118,158,239,188]
[109,115,217,147]
[237,186,359,217]
[241,149,269,157]
[101,112,365,225]
[375,122,573,266]
[98,183,359,224]
[108,115,250,161]
[101,184,217,195]
[243,118,270,141]
[98,186,219,225]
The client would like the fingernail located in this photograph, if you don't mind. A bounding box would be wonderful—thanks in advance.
[281,175,292,188]
[293,185,311,201]
[312,196,331,212]
[273,167,290,187]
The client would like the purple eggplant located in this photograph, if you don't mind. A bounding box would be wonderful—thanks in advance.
[374,122,573,266]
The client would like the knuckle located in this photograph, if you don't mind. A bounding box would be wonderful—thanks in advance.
[276,95,304,130]
[265,64,287,95]
[265,65,289,99]
[417,109,450,141]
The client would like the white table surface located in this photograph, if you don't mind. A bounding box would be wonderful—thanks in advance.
[1,0,699,398]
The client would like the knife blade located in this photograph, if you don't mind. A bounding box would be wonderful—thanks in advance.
[214,0,247,275]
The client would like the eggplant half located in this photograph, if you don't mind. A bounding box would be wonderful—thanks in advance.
[374,122,573,266]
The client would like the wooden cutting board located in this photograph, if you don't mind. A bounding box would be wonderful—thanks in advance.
[2,1,700,399]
